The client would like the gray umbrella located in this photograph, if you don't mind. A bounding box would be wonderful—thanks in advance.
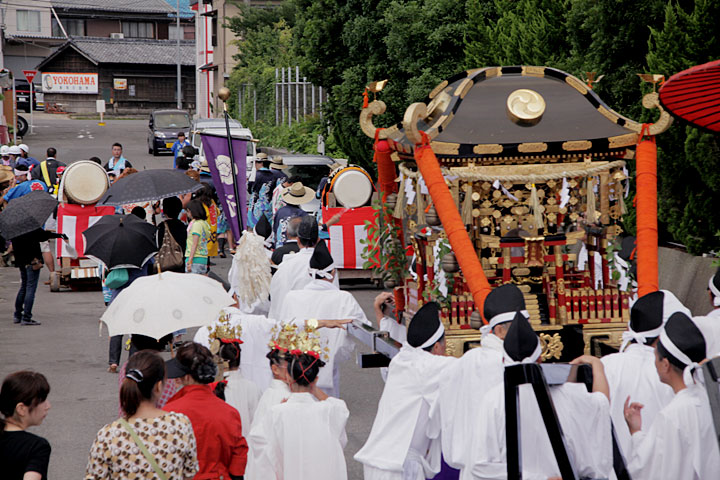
[98,169,203,206]
[0,190,58,239]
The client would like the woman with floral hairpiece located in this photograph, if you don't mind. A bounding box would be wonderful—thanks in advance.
[249,331,349,480]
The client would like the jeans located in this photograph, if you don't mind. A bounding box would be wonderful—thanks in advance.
[109,335,124,366]
[15,266,40,322]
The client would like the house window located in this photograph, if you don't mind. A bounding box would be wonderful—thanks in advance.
[52,18,84,37]
[122,21,154,38]
[17,10,41,33]
[211,16,217,47]
[169,24,183,41]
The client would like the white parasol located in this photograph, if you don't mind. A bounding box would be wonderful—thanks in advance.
[101,272,235,340]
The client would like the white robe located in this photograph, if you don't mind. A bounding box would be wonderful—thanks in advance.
[223,369,262,438]
[471,381,612,480]
[601,343,674,457]
[432,342,504,480]
[246,379,291,479]
[627,383,720,480]
[379,316,407,382]
[250,392,349,480]
[693,308,720,358]
[278,279,370,397]
[193,307,277,391]
[354,344,456,480]
[269,247,340,320]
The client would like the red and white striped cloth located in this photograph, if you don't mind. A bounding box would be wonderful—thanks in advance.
[323,206,375,270]
[56,204,115,259]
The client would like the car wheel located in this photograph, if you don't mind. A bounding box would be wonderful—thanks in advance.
[16,116,28,137]
[152,146,159,157]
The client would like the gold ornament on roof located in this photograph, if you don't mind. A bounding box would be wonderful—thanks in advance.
[506,89,546,126]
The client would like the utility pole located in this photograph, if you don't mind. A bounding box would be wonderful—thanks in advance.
[176,0,181,110]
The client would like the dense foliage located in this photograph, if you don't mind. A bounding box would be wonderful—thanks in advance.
[226,0,720,254]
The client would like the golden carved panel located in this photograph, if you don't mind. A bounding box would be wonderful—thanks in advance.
[518,142,549,153]
[562,140,592,151]
[429,80,449,100]
[540,333,563,360]
[608,133,639,148]
[431,141,460,155]
[473,144,504,154]
[565,75,588,95]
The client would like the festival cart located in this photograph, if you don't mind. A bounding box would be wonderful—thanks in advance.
[360,66,672,360]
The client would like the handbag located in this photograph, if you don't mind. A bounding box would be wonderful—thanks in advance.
[157,223,184,272]
[118,418,168,480]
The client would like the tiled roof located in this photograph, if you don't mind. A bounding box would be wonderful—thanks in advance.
[38,38,195,68]
[52,0,175,14]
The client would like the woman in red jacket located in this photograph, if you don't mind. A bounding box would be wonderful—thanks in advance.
[164,342,247,479]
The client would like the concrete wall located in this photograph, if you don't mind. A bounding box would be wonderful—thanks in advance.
[4,0,54,38]
[658,246,717,316]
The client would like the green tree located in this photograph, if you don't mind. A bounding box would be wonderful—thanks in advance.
[647,0,720,254]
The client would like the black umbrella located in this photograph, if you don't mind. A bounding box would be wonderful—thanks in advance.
[0,190,58,239]
[83,214,158,269]
[98,169,203,206]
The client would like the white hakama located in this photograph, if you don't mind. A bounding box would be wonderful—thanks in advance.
[355,344,456,480]
[249,392,349,480]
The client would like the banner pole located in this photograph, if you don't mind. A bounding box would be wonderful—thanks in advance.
[223,102,244,232]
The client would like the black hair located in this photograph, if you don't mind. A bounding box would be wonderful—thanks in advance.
[119,350,165,418]
[219,342,242,369]
[195,184,216,207]
[656,342,686,372]
[177,132,186,138]
[287,353,326,387]
[0,371,50,432]
[130,334,172,352]
[213,382,226,401]
[89,156,102,164]
[176,156,192,170]
[187,199,207,221]
[162,196,183,219]
[46,147,56,158]
[14,164,28,173]
[175,342,217,384]
[112,142,123,150]
[262,160,271,169]
[130,206,146,220]
[181,145,196,158]
[287,175,301,184]
[266,348,287,367]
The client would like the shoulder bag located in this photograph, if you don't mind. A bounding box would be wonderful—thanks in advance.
[157,223,184,271]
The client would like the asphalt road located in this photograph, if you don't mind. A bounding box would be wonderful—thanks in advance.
[1,113,386,479]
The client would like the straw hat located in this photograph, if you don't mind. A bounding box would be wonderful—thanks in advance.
[270,155,287,170]
[255,152,268,161]
[282,182,315,205]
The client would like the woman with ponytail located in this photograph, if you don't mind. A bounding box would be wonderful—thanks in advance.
[0,371,51,480]
[85,350,198,479]
[163,342,248,479]
[250,343,349,479]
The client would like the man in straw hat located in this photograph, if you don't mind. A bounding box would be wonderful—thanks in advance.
[248,152,274,229]
[273,181,313,248]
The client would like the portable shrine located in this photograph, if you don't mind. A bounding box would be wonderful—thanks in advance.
[361,66,672,360]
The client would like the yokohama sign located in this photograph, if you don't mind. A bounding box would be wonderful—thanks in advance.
[42,72,98,94]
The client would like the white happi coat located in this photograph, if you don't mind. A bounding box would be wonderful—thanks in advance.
[193,307,276,391]
[246,379,291,479]
[601,343,674,456]
[223,369,262,438]
[249,392,349,480]
[471,381,612,480]
[627,382,720,480]
[355,343,457,480]
[379,316,407,382]
[278,279,370,397]
[268,247,340,320]
[432,337,504,480]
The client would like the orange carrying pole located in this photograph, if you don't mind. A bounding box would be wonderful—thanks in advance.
[635,125,659,296]
[374,129,397,198]
[414,134,492,320]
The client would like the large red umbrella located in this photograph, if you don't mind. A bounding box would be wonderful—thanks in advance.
[658,59,720,133]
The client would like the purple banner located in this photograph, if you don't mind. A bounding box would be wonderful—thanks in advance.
[200,133,247,240]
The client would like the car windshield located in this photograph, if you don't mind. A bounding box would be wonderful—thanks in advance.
[155,113,190,129]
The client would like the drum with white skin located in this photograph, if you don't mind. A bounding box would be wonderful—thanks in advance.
[327,165,374,208]
[60,161,110,205]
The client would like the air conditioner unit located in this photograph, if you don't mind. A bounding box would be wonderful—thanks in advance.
[110,33,124,39]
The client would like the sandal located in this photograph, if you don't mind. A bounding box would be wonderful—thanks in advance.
[107,364,118,373]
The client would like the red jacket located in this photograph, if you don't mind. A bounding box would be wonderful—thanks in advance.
[164,384,247,479]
